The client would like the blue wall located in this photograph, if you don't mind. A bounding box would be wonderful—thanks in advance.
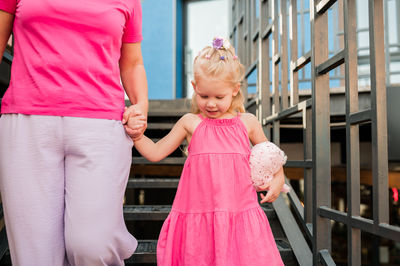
[141,0,175,99]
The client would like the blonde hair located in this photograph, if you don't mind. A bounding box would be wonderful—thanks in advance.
[190,40,245,114]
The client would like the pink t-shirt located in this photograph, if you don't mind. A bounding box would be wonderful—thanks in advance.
[0,0,142,120]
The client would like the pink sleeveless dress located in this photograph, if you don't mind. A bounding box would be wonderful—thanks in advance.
[157,114,284,266]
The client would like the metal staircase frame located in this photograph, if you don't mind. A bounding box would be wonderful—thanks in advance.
[231,0,400,265]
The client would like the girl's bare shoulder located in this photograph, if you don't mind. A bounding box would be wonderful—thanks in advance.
[179,113,202,134]
[239,112,259,130]
[240,112,257,121]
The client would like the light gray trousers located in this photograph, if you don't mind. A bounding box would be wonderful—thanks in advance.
[0,114,137,266]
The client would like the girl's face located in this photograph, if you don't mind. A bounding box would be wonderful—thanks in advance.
[192,78,239,119]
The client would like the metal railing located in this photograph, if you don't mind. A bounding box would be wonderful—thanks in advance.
[231,0,400,265]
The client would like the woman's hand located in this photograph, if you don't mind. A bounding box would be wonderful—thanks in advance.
[257,167,285,203]
[123,105,147,141]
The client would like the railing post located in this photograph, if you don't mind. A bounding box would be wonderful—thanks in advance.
[280,0,289,109]
[289,0,299,106]
[369,0,389,226]
[343,0,361,265]
[272,0,280,144]
[304,107,313,225]
[258,0,272,139]
[370,1,389,263]
[310,0,331,264]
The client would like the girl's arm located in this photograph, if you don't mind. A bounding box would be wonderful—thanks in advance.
[245,112,268,145]
[243,113,284,203]
[0,10,13,63]
[132,114,190,162]
[120,42,149,138]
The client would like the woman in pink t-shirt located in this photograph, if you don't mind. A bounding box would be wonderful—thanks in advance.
[0,0,147,265]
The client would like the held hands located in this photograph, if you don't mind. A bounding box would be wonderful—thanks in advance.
[122,105,147,141]
[256,167,285,203]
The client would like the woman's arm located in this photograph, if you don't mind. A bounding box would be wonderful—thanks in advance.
[120,42,149,138]
[0,10,14,63]
[132,114,190,162]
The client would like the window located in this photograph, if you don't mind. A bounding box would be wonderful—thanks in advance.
[183,0,230,97]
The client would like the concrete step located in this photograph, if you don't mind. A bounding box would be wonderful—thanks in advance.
[124,238,295,265]
[132,157,186,165]
[127,178,180,189]
[124,205,171,221]
[148,111,187,117]
[146,123,175,130]
[130,164,183,177]
[126,240,157,264]
[0,238,296,265]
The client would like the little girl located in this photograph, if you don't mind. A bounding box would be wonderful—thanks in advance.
[127,37,285,266]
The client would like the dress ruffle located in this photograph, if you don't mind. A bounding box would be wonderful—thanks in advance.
[157,207,284,266]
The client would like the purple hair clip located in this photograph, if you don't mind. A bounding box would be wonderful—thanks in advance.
[220,56,225,60]
[212,37,231,50]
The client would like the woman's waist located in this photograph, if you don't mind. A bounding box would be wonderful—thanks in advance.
[1,83,125,120]
[0,102,124,120]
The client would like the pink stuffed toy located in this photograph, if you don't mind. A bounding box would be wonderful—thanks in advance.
[249,141,290,193]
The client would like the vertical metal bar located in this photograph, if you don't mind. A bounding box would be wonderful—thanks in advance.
[252,0,258,63]
[301,0,306,82]
[245,0,251,69]
[304,107,313,224]
[238,1,248,102]
[338,0,345,87]
[260,1,271,118]
[261,0,272,139]
[230,1,235,44]
[238,0,243,60]
[281,0,289,109]
[250,0,255,62]
[369,0,389,226]
[310,0,331,264]
[343,0,361,265]
[383,0,390,85]
[397,0,400,53]
[245,0,250,102]
[272,0,280,144]
[290,0,299,106]
[273,0,280,114]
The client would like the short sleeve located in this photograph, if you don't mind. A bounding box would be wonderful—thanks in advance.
[122,0,143,43]
[0,0,16,14]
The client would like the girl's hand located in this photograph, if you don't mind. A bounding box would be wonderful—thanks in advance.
[123,106,147,141]
[122,104,146,124]
[258,168,285,203]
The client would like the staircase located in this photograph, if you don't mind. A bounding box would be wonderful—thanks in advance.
[123,100,299,266]
[0,100,301,265]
